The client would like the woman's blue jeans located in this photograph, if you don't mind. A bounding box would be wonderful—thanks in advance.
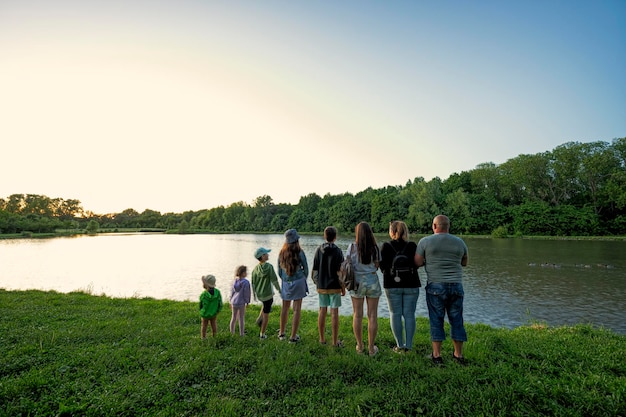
[384,287,419,349]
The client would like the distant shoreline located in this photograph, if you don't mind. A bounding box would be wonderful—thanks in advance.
[2,229,625,242]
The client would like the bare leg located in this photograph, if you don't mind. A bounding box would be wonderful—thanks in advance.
[291,299,302,339]
[201,318,209,339]
[453,340,464,358]
[366,297,379,354]
[260,312,270,336]
[318,307,328,343]
[229,305,236,335]
[432,341,443,358]
[331,308,340,346]
[280,300,292,336]
[209,317,217,336]
[351,296,364,352]
[238,306,246,336]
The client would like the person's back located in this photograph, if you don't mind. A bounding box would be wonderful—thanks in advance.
[314,242,344,292]
[418,233,467,283]
[380,238,419,288]
[251,262,278,301]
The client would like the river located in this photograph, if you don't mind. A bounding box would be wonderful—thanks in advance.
[1,233,624,334]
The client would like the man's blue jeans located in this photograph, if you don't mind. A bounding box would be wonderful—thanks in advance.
[385,287,419,349]
[425,282,467,342]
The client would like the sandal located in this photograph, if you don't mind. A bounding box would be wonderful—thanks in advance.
[369,346,379,357]
[355,344,364,354]
[333,340,344,348]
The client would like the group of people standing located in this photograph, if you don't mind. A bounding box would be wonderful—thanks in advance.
[198,214,469,365]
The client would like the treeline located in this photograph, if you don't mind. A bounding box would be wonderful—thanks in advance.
[2,138,625,237]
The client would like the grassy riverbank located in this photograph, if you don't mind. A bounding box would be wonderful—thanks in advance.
[1,290,624,416]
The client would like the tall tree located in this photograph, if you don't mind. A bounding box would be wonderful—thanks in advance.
[402,177,443,233]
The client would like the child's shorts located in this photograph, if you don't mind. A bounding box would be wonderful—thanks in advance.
[318,293,341,309]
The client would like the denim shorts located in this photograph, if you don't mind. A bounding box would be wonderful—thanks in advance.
[425,282,467,342]
[350,272,382,298]
[319,293,342,309]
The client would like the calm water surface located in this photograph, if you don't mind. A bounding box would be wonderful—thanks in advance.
[1,233,624,334]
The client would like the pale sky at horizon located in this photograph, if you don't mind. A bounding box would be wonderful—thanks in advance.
[2,1,625,214]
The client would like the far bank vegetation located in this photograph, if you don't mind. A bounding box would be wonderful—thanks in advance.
[2,138,625,238]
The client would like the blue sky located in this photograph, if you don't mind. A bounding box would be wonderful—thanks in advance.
[1,1,624,214]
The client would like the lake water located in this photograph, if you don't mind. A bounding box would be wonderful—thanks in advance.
[1,233,625,334]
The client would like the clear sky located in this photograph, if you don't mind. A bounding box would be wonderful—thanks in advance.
[2,1,625,215]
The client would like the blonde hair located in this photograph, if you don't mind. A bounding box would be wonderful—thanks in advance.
[389,220,409,241]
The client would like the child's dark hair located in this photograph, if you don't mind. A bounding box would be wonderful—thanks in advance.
[235,265,247,277]
[324,226,337,242]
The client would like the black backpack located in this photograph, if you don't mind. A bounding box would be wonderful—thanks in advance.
[390,242,415,283]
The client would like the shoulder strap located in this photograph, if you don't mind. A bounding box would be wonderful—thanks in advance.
[391,241,408,256]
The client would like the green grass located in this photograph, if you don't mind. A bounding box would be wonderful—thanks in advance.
[1,290,624,417]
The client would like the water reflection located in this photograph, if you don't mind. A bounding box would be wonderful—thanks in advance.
[0,234,624,334]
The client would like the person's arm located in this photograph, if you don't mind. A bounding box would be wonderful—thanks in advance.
[414,253,425,267]
[270,265,281,292]
[311,248,320,280]
[251,273,258,302]
[301,252,309,277]
[373,245,380,269]
[243,280,251,304]
[461,254,468,267]
[379,242,390,271]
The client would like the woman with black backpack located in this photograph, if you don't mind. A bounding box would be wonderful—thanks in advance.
[379,220,421,353]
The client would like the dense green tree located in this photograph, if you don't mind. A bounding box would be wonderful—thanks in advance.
[113,209,140,228]
[402,177,443,232]
[470,162,500,199]
[498,153,551,205]
[465,194,508,235]
[577,141,620,216]
[444,188,471,234]
[0,210,20,233]
[370,186,408,232]
[327,193,369,233]
[549,142,585,205]
[85,219,99,234]
[137,209,162,228]
[442,171,472,195]
[4,194,26,213]
[178,219,190,234]
[222,201,249,232]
